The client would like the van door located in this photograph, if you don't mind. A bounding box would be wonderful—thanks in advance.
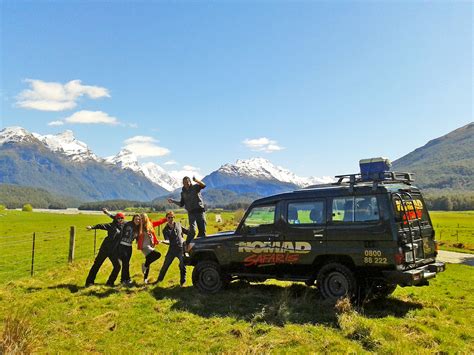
[280,199,327,278]
[228,204,279,275]
[326,195,389,267]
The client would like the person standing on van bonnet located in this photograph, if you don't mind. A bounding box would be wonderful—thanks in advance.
[156,211,188,287]
[167,176,206,245]
[138,213,167,284]
[85,212,125,287]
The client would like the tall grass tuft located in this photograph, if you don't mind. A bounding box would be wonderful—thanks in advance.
[1,314,37,354]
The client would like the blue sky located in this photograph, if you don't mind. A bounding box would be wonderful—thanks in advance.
[1,1,472,178]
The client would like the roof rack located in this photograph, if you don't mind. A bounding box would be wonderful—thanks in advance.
[334,171,414,189]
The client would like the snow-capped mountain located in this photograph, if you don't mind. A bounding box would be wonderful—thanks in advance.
[1,126,333,197]
[0,126,40,145]
[34,130,100,162]
[0,127,100,162]
[141,162,181,191]
[216,158,334,187]
[0,126,168,201]
[105,149,179,191]
[105,148,141,172]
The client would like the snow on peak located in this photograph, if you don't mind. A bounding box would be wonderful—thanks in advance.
[141,162,180,191]
[105,149,141,172]
[106,151,179,191]
[36,130,100,162]
[218,157,334,187]
[0,126,38,145]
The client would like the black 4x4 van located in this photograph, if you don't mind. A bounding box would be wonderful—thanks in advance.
[187,164,445,300]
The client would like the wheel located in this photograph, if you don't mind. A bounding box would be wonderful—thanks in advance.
[192,260,224,294]
[317,263,357,301]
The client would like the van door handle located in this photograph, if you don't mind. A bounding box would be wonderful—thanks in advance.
[313,229,324,239]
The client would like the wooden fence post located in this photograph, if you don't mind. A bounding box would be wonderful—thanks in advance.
[31,232,36,276]
[69,226,76,263]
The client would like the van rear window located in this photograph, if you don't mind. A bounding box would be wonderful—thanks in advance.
[392,194,430,224]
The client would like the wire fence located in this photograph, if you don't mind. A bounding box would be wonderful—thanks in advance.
[0,220,190,283]
[0,227,99,282]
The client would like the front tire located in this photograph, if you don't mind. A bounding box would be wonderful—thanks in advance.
[317,263,357,301]
[192,260,224,293]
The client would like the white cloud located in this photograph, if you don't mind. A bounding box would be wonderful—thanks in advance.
[48,120,64,126]
[243,137,284,153]
[123,135,170,158]
[164,160,178,166]
[16,79,110,111]
[64,110,119,125]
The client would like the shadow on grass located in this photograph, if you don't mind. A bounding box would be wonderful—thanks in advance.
[25,283,121,298]
[149,282,423,327]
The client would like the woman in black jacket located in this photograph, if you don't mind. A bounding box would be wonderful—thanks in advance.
[118,214,140,286]
[85,213,125,287]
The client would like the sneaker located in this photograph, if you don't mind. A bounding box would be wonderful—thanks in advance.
[144,278,149,285]
[122,280,133,287]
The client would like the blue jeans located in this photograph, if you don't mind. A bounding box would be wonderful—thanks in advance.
[187,212,206,243]
[157,247,186,284]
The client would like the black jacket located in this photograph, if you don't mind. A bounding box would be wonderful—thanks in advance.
[91,221,123,251]
[162,222,188,249]
[120,221,137,246]
[180,184,205,213]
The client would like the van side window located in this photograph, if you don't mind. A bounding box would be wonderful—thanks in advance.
[242,205,276,234]
[287,201,325,225]
[332,196,379,223]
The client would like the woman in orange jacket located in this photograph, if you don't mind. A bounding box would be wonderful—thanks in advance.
[137,213,167,284]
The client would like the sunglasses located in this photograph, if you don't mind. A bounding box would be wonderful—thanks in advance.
[167,216,174,219]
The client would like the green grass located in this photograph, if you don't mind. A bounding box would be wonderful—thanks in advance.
[0,210,238,283]
[1,210,473,352]
[0,261,473,353]
[430,211,474,253]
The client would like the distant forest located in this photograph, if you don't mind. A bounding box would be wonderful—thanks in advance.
[0,184,473,211]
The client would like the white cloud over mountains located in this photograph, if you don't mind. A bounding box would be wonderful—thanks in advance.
[243,137,284,153]
[63,110,118,125]
[123,135,170,158]
[16,79,110,112]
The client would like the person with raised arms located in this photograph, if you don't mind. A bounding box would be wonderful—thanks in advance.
[85,212,125,287]
[168,176,207,249]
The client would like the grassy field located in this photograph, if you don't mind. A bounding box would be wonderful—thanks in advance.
[0,210,238,283]
[0,210,473,352]
[430,211,474,253]
[0,261,473,353]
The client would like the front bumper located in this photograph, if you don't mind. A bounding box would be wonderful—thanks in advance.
[382,262,446,286]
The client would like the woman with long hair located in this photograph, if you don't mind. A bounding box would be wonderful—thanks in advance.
[138,213,167,284]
